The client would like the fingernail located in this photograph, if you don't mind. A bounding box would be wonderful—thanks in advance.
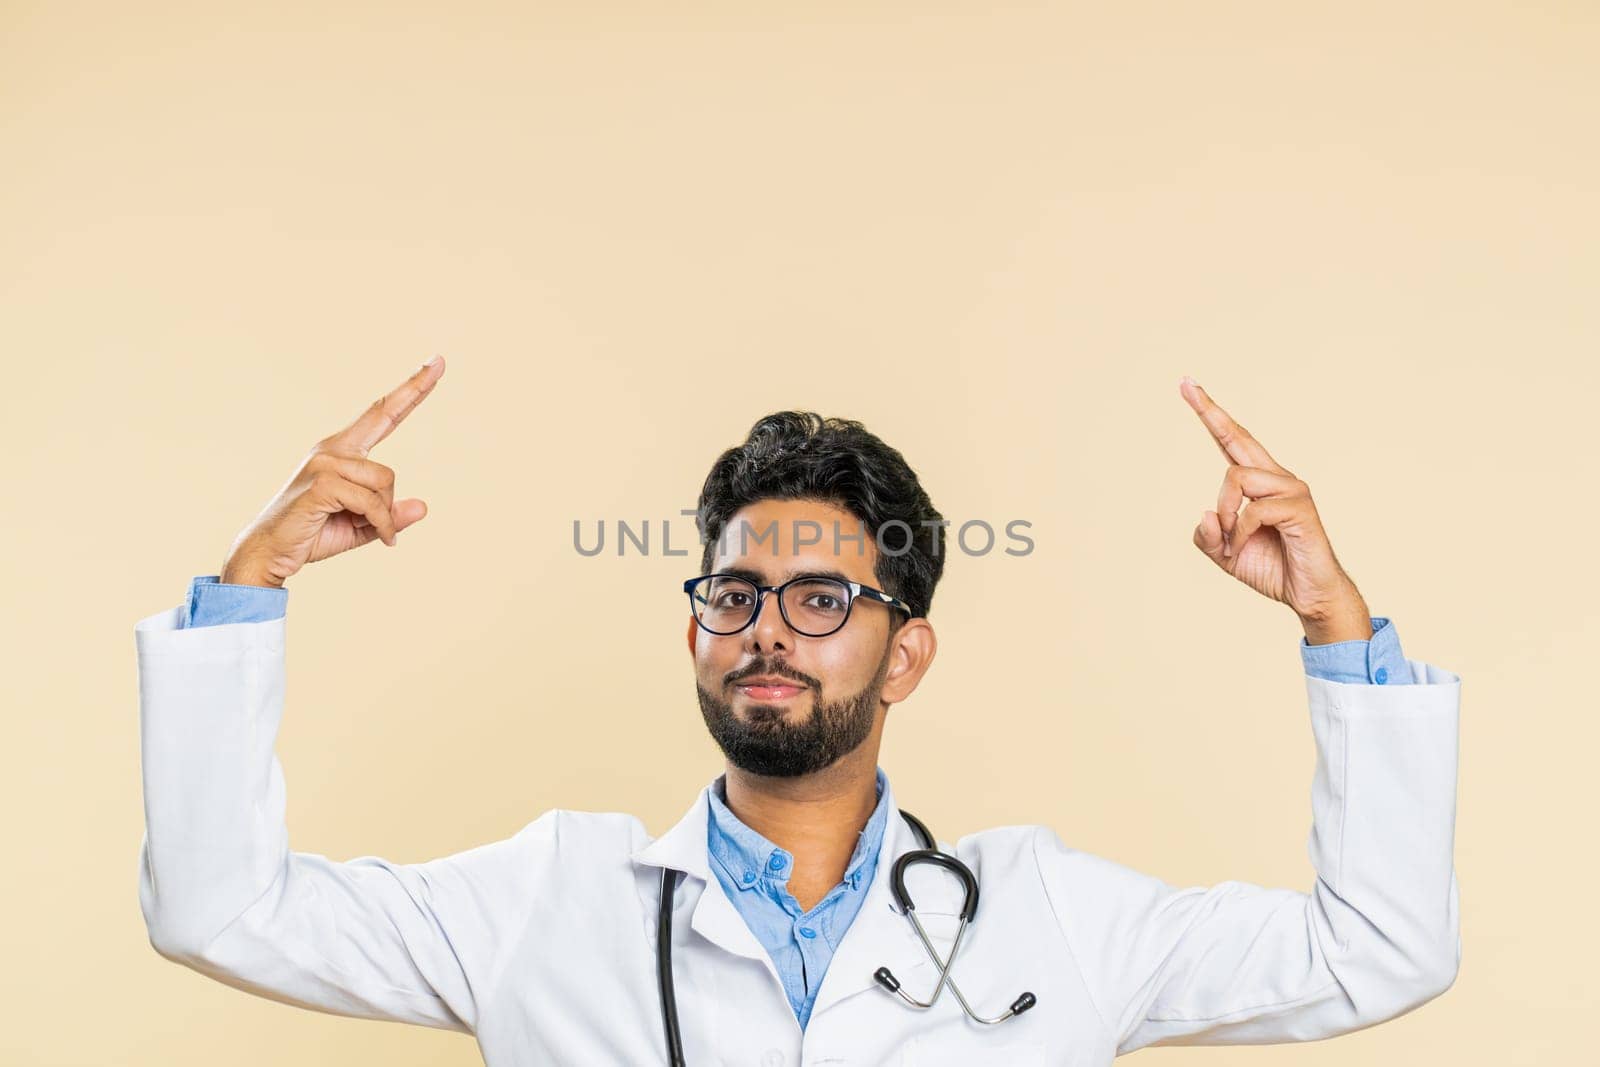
[425,354,441,367]
[1181,375,1197,387]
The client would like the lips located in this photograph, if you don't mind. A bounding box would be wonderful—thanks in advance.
[734,677,808,701]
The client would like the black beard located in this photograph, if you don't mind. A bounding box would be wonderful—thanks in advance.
[696,643,892,778]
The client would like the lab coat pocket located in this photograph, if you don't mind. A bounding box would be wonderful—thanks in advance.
[894,1035,1049,1065]
[887,909,1054,1065]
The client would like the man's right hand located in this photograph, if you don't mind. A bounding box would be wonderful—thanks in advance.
[218,356,447,588]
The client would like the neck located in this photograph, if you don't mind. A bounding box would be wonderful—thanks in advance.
[721,747,882,910]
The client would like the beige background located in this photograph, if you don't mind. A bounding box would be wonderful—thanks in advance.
[3,2,1595,1064]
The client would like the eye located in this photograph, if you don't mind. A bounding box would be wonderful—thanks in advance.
[715,590,752,608]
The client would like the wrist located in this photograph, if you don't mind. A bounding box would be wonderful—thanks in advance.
[1300,600,1373,645]
[219,556,282,589]
[219,571,282,589]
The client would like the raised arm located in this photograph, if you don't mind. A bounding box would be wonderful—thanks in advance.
[134,357,543,1031]
[136,603,550,1031]
[1035,651,1460,1052]
[1028,378,1461,1051]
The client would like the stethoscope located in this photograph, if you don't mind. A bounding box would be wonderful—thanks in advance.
[655,808,1038,1066]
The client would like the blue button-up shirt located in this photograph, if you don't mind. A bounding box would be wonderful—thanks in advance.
[173,572,1410,1030]
[706,766,891,1029]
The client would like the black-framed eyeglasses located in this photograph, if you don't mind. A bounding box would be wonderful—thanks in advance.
[683,573,914,638]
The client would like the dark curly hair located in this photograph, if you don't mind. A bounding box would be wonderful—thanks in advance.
[695,412,946,621]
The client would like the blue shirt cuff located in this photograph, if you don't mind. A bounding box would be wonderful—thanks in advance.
[1300,616,1409,685]
[182,574,288,629]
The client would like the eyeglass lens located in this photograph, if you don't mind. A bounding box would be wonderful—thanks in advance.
[690,576,851,636]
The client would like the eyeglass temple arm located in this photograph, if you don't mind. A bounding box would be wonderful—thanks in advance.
[851,583,915,615]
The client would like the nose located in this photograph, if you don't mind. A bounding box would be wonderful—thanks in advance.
[746,588,793,652]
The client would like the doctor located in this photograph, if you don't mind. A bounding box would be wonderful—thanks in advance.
[135,358,1461,1066]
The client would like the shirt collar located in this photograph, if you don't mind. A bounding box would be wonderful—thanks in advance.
[706,765,890,893]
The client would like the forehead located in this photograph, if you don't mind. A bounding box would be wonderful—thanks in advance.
[710,498,879,584]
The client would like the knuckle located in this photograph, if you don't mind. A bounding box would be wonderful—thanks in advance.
[368,488,392,520]
[311,438,352,460]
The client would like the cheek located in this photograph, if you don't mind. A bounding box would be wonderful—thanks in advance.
[695,639,740,683]
[809,644,876,691]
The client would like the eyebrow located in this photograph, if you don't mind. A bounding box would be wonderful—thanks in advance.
[717,566,859,586]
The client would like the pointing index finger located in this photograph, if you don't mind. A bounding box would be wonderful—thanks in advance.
[1178,375,1284,471]
[334,356,446,456]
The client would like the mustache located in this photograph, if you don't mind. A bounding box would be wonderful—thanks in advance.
[726,661,820,689]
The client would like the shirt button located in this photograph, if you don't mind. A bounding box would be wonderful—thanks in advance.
[761,1050,784,1067]
[768,854,785,871]
[798,927,816,938]
[1375,667,1388,684]
[742,871,756,884]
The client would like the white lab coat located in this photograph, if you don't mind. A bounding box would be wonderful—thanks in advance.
[134,604,1462,1066]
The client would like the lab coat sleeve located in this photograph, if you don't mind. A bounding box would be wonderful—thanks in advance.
[134,603,547,1034]
[1032,655,1461,1053]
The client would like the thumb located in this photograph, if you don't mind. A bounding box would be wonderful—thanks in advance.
[1193,509,1232,571]
[393,498,428,532]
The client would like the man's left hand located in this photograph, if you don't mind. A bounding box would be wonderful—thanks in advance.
[1180,375,1373,645]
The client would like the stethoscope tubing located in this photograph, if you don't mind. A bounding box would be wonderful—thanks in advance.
[655,808,1035,1067]
[657,865,686,1067]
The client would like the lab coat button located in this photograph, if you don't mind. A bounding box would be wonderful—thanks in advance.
[1375,667,1388,684]
[761,1050,784,1067]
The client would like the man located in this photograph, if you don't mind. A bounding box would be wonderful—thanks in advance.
[135,357,1461,1066]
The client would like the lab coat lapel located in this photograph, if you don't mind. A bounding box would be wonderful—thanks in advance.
[628,774,965,1018]
[629,780,769,964]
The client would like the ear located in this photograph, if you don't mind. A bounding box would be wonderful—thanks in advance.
[686,617,699,659]
[878,619,937,706]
